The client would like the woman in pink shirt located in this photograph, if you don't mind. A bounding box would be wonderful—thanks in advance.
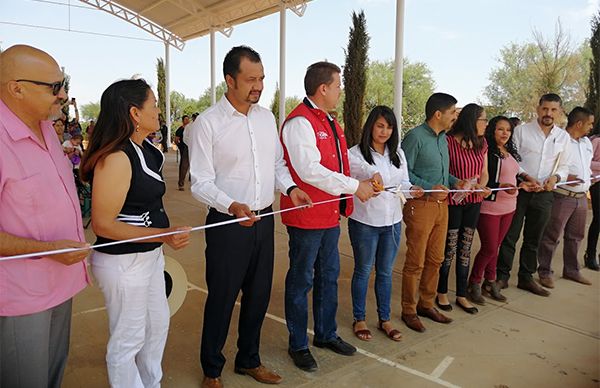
[585,123,600,270]
[468,116,535,303]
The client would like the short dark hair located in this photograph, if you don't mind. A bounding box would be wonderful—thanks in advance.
[304,61,341,96]
[425,93,457,121]
[567,106,593,128]
[539,93,562,106]
[223,45,261,80]
[508,117,521,128]
[181,115,189,120]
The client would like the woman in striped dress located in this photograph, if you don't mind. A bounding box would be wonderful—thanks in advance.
[436,103,491,314]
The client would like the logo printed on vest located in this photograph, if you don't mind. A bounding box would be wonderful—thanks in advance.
[316,131,329,140]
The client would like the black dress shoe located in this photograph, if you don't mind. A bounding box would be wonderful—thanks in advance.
[288,348,318,372]
[313,336,356,356]
[435,296,452,311]
[455,299,478,314]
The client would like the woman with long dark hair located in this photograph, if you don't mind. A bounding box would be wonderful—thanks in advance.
[348,105,423,341]
[436,103,491,314]
[467,116,536,303]
[80,79,190,387]
[585,121,600,270]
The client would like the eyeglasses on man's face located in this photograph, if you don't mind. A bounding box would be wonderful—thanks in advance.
[15,78,65,96]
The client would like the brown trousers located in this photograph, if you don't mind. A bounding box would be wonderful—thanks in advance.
[401,197,449,314]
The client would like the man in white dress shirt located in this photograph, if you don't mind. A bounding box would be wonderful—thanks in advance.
[496,93,571,296]
[537,107,595,287]
[188,46,310,388]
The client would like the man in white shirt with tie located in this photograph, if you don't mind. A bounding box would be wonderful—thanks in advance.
[188,46,310,388]
[496,93,571,296]
[537,107,595,287]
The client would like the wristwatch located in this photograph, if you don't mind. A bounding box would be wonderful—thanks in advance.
[286,185,298,196]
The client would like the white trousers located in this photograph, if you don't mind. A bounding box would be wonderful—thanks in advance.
[91,247,170,388]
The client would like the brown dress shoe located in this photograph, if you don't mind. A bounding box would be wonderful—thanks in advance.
[517,279,550,296]
[563,272,592,285]
[201,376,223,388]
[496,279,508,289]
[401,314,426,332]
[234,365,282,384]
[538,276,555,289]
[416,307,453,324]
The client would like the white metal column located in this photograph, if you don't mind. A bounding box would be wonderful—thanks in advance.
[393,0,405,132]
[165,42,172,147]
[279,3,286,129]
[210,29,217,106]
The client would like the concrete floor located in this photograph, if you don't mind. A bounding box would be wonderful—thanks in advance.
[63,152,600,388]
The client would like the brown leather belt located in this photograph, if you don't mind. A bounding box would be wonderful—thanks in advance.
[553,187,586,199]
[410,195,446,204]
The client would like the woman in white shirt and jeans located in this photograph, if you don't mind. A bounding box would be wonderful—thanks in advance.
[348,106,423,342]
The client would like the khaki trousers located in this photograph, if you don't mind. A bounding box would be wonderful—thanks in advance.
[401,197,448,314]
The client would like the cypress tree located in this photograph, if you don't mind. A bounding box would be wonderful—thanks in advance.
[343,10,370,147]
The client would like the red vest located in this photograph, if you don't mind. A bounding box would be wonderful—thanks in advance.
[280,101,354,229]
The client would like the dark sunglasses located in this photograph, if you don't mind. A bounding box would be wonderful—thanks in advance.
[15,78,65,96]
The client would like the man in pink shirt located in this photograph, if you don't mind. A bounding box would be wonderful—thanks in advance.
[0,45,89,387]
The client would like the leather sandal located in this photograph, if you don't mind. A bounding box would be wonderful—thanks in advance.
[377,320,402,342]
[352,320,372,341]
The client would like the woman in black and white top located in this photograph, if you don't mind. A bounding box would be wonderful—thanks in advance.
[80,79,190,388]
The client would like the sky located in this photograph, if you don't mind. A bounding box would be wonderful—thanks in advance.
[1,0,598,116]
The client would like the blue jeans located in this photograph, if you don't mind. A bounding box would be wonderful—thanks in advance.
[285,226,340,351]
[348,219,401,322]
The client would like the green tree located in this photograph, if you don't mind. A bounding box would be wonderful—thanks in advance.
[484,21,591,121]
[156,58,166,119]
[585,9,600,120]
[270,83,302,127]
[197,81,227,113]
[364,59,435,133]
[80,101,100,121]
[342,10,370,147]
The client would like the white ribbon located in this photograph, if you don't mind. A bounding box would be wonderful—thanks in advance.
[1,175,598,262]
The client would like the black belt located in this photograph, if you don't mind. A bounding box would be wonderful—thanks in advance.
[209,205,273,217]
[252,206,273,216]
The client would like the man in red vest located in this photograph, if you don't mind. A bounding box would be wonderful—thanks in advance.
[280,62,376,372]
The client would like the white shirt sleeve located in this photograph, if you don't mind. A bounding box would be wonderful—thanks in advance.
[273,125,296,195]
[555,133,571,181]
[348,146,378,180]
[282,117,359,196]
[189,117,235,214]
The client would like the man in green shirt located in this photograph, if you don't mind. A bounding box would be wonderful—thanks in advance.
[400,93,469,332]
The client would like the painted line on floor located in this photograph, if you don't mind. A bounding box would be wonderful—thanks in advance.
[187,282,461,388]
[73,306,106,316]
[431,356,455,378]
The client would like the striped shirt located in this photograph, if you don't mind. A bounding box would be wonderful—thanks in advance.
[447,135,488,205]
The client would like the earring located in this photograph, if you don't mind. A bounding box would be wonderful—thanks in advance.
[135,123,140,132]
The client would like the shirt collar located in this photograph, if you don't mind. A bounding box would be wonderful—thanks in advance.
[369,145,389,157]
[0,98,41,142]
[219,94,257,117]
[532,119,560,136]
[423,122,444,137]
[305,97,333,120]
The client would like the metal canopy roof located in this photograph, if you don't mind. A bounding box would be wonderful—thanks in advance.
[80,0,308,50]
